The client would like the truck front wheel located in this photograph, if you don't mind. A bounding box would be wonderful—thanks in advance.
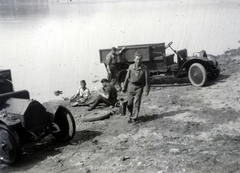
[188,63,207,87]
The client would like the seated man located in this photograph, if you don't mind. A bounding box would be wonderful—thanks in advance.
[70,80,91,106]
[87,78,118,111]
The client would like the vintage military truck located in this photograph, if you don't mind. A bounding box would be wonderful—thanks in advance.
[0,69,76,165]
[99,42,220,87]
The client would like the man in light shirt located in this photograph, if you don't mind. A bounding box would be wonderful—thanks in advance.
[70,80,91,106]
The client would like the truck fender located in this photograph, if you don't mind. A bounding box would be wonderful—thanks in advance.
[207,54,220,70]
[42,101,69,122]
[176,59,209,77]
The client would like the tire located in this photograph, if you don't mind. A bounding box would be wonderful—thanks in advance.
[52,107,76,142]
[82,111,112,122]
[207,69,220,80]
[117,70,127,89]
[188,63,207,87]
[0,123,22,165]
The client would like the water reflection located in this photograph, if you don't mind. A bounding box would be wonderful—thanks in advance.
[0,2,49,21]
[0,0,240,102]
[0,0,49,3]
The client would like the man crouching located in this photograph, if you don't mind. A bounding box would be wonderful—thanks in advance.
[87,78,118,111]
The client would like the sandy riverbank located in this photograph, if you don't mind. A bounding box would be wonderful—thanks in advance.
[1,46,240,173]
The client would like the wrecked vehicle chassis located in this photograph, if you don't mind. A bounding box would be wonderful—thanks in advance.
[0,71,76,165]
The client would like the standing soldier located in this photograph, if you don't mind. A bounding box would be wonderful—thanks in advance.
[105,46,125,90]
[123,51,151,123]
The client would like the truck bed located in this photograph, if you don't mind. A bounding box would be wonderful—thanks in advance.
[99,43,166,63]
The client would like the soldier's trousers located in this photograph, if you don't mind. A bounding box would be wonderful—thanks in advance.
[127,83,143,120]
[109,65,117,83]
[89,94,117,110]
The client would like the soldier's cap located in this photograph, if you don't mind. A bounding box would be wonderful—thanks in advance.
[134,51,143,58]
[101,78,109,83]
[111,47,117,51]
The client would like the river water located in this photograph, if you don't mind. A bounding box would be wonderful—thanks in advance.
[0,0,240,102]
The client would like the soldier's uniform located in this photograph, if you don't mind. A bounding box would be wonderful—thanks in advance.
[105,52,118,84]
[123,58,150,121]
[88,83,118,111]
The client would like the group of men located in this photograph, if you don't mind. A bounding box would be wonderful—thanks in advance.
[70,47,150,123]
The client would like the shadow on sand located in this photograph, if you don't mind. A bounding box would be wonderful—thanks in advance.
[151,76,190,86]
[206,74,231,86]
[0,130,102,172]
[151,73,230,88]
[71,130,102,143]
[134,110,188,125]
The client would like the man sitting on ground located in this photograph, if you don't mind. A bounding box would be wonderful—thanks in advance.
[70,80,91,106]
[87,78,118,111]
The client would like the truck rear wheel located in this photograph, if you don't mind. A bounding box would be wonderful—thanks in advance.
[188,63,207,87]
[117,69,128,89]
[53,107,76,142]
[0,123,22,165]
